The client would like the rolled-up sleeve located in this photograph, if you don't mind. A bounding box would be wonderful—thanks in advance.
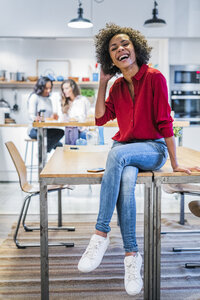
[152,73,174,137]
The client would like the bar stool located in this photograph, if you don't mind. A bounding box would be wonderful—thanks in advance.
[24,138,37,183]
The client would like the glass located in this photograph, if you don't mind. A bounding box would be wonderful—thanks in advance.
[86,127,99,145]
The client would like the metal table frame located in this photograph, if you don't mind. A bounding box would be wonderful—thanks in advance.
[38,127,47,173]
[153,174,200,300]
[39,167,153,300]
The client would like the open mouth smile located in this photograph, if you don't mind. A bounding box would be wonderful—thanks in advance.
[118,54,129,61]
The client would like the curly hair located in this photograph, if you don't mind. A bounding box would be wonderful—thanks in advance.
[95,23,152,75]
[34,76,53,95]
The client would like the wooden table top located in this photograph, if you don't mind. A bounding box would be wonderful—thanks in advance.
[33,119,118,128]
[0,124,28,127]
[154,147,200,177]
[40,145,152,178]
[33,119,189,128]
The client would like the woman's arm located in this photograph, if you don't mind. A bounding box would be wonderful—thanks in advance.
[165,136,200,174]
[28,94,38,121]
[95,69,113,119]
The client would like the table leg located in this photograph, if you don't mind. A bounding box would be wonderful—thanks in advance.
[40,178,49,300]
[143,179,153,300]
[58,190,62,227]
[153,179,162,300]
[38,127,47,174]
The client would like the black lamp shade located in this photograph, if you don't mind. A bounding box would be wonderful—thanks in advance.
[68,2,93,29]
[144,1,166,28]
[144,17,166,27]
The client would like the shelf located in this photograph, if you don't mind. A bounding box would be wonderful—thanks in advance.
[0,81,99,89]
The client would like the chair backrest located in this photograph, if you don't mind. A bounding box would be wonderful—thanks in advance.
[189,201,200,218]
[5,141,28,192]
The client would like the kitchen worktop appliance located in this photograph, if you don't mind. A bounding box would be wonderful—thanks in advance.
[170,65,200,124]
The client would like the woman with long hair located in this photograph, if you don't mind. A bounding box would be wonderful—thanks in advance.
[60,79,90,122]
[28,76,64,152]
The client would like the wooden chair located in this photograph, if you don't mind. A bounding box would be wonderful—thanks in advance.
[24,138,37,183]
[162,183,200,225]
[5,141,75,249]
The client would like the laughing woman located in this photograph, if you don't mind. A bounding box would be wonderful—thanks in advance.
[77,23,200,296]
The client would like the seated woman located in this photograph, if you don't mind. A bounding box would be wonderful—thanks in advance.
[28,76,64,152]
[60,79,90,122]
[60,79,91,143]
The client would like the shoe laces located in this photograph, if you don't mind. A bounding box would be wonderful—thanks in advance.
[83,238,103,260]
[125,257,140,281]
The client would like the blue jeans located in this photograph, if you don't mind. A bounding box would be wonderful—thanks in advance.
[95,139,168,253]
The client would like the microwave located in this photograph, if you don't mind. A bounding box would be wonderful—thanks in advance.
[170,65,200,91]
[175,70,200,84]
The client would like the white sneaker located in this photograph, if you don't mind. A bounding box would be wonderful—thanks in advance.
[78,234,110,273]
[124,252,143,296]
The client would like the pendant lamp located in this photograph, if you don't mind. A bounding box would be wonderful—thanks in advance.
[144,1,166,28]
[68,0,93,29]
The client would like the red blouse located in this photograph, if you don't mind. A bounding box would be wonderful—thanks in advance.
[95,64,174,142]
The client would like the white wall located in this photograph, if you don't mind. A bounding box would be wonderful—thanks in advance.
[0,0,200,38]
[0,38,96,78]
[169,38,200,65]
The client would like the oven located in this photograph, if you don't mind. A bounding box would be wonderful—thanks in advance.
[170,65,200,124]
[171,90,200,121]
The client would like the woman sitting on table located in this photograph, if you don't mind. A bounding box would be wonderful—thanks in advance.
[28,76,64,152]
[77,23,200,296]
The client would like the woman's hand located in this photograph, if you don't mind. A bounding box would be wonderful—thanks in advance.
[173,165,200,175]
[35,115,43,122]
[52,113,59,120]
[99,68,113,83]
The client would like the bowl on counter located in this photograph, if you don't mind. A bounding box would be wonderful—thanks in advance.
[27,76,38,82]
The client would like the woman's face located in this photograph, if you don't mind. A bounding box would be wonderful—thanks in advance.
[62,82,74,99]
[41,81,52,97]
[109,34,137,71]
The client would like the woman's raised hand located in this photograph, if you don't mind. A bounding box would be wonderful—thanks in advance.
[99,68,113,83]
